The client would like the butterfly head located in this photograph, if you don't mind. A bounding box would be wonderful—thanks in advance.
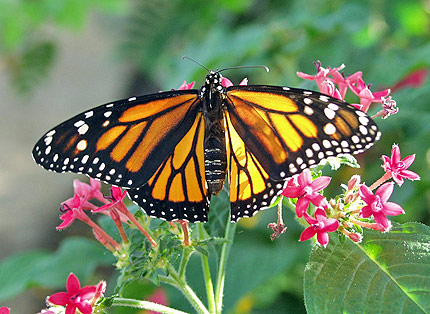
[200,71,225,99]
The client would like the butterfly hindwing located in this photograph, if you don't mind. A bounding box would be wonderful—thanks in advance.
[32,90,200,188]
[127,113,210,222]
[225,85,380,181]
[225,112,286,222]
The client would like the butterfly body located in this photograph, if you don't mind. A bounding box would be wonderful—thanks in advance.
[201,71,228,195]
[33,69,381,222]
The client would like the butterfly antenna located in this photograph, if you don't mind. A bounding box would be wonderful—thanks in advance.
[182,56,210,72]
[218,65,270,73]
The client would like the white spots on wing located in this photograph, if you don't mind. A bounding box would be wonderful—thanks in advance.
[84,111,94,118]
[303,98,313,105]
[81,155,89,164]
[46,130,56,137]
[104,111,112,118]
[77,123,89,135]
[319,95,329,102]
[76,140,87,151]
[45,146,51,155]
[304,106,314,116]
[74,120,85,128]
[44,136,53,146]
[102,120,110,127]
[323,123,336,135]
[324,108,336,120]
[128,97,137,101]
[328,103,339,111]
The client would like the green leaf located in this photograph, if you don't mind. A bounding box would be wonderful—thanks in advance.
[204,190,231,238]
[0,237,114,301]
[304,222,430,314]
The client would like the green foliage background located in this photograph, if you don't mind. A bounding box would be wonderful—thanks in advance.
[0,0,429,313]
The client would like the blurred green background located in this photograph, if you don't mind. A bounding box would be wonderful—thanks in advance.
[0,0,429,313]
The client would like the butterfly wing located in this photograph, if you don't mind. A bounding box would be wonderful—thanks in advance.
[225,85,380,181]
[32,90,201,188]
[225,112,286,222]
[127,113,209,222]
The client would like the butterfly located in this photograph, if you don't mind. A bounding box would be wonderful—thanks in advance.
[32,69,380,222]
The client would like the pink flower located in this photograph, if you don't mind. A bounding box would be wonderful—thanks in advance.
[297,61,345,93]
[47,273,97,314]
[0,307,10,314]
[299,207,339,248]
[178,81,195,90]
[57,195,98,230]
[359,183,404,231]
[379,96,399,119]
[221,77,248,88]
[391,67,428,92]
[382,144,420,186]
[281,169,331,217]
[147,288,168,314]
[73,179,106,204]
[348,77,390,112]
[93,186,127,213]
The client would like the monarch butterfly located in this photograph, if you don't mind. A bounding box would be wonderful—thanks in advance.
[32,67,380,222]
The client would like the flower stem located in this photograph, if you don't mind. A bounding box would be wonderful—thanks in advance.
[369,171,392,190]
[166,264,210,314]
[198,223,216,313]
[178,247,193,280]
[111,297,188,314]
[215,220,236,314]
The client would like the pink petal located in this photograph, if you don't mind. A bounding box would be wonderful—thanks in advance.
[0,307,9,314]
[322,218,339,232]
[382,202,405,216]
[239,78,248,85]
[400,169,420,180]
[401,154,416,168]
[391,174,405,186]
[76,301,93,314]
[372,89,391,101]
[56,211,76,230]
[300,227,317,242]
[296,71,317,81]
[66,273,81,294]
[221,78,233,88]
[360,205,373,218]
[375,182,394,203]
[296,198,310,217]
[303,212,318,225]
[359,184,374,204]
[281,185,302,198]
[316,232,330,247]
[79,286,97,300]
[373,212,390,230]
[298,169,312,186]
[309,194,328,209]
[48,292,70,306]
[391,144,401,164]
[310,176,331,192]
[65,305,77,314]
[345,71,363,84]
[313,207,327,221]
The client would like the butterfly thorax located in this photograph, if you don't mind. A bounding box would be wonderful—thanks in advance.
[200,71,228,195]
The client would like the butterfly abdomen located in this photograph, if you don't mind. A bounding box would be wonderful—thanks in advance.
[204,115,227,196]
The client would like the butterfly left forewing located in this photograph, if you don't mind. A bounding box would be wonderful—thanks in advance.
[127,113,210,222]
[225,85,381,181]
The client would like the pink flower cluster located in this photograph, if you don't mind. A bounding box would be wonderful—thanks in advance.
[271,62,421,247]
[297,61,396,117]
[277,142,419,247]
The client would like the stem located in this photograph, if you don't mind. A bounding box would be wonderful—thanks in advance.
[166,264,210,314]
[198,223,216,313]
[111,297,188,314]
[369,171,392,190]
[178,247,193,279]
[215,220,236,314]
